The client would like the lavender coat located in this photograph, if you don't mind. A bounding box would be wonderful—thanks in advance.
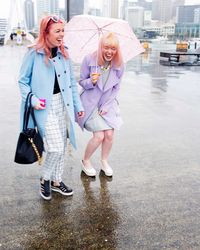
[77,54,124,130]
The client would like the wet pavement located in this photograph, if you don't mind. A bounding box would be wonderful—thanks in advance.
[1,43,200,250]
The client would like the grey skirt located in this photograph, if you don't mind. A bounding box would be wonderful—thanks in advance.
[84,108,112,132]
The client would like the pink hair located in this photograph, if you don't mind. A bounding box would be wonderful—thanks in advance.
[29,15,68,63]
[96,32,123,68]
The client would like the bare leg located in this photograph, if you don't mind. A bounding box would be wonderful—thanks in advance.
[101,129,114,160]
[100,129,114,176]
[83,131,104,161]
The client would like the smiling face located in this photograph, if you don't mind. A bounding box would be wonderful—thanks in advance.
[46,22,65,48]
[97,33,122,67]
[102,41,117,62]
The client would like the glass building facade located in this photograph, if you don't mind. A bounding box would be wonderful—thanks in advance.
[175,23,200,39]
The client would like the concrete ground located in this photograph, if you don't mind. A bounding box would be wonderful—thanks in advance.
[1,44,200,250]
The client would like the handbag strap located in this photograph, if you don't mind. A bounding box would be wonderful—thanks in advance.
[23,92,39,131]
[30,102,38,128]
[23,92,32,131]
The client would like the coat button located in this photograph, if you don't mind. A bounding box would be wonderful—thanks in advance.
[53,59,55,62]
[59,57,61,59]
[62,89,64,92]
[67,104,70,106]
[58,74,60,77]
[64,70,66,73]
[69,85,71,88]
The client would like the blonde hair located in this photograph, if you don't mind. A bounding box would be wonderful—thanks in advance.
[96,32,123,67]
[30,15,68,63]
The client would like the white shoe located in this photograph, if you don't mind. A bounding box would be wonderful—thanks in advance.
[81,160,96,177]
[100,160,113,177]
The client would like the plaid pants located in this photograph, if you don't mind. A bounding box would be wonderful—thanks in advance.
[41,93,68,182]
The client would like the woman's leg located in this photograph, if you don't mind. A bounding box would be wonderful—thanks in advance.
[40,106,64,200]
[81,131,104,176]
[41,94,73,196]
[101,129,114,160]
[41,110,65,182]
[83,131,104,161]
[51,100,68,185]
[100,129,114,176]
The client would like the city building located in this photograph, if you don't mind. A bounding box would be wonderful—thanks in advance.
[152,0,172,23]
[37,0,51,21]
[194,8,200,23]
[176,5,200,23]
[175,23,200,39]
[88,8,101,16]
[171,0,185,21]
[143,23,175,37]
[36,0,59,23]
[24,0,35,31]
[102,0,119,18]
[50,0,59,16]
[63,0,84,21]
[0,18,7,45]
[120,0,128,19]
[126,6,144,30]
[144,10,152,26]
[136,0,152,11]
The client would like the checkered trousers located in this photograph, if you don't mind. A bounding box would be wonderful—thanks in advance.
[41,93,69,182]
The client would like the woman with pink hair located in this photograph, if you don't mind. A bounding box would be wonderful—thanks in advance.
[78,32,124,177]
[18,15,84,200]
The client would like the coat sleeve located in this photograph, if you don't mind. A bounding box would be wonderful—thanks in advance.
[69,59,84,113]
[79,55,95,90]
[100,66,124,112]
[18,48,38,107]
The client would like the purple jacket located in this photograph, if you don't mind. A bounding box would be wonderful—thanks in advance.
[77,54,124,130]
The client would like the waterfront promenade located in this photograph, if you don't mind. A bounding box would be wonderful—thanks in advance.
[1,43,200,250]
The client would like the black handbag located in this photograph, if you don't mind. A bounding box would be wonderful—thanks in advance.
[14,92,44,165]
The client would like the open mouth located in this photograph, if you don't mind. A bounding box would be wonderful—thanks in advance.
[105,54,113,60]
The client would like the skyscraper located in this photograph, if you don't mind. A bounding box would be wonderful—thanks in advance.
[171,0,185,20]
[0,18,7,45]
[50,0,59,16]
[37,0,59,23]
[102,0,119,18]
[194,8,200,23]
[37,0,51,21]
[176,5,200,23]
[64,0,84,21]
[137,0,152,11]
[126,6,144,30]
[121,0,128,19]
[24,0,34,31]
[152,0,172,23]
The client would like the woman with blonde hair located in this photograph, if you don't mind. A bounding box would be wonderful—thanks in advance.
[18,15,84,200]
[78,32,124,177]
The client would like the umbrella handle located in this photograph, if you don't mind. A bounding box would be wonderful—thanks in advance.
[95,34,101,73]
[95,47,98,73]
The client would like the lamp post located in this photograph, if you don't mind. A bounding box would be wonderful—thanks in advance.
[66,0,70,22]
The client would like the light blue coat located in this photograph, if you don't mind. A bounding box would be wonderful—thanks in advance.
[18,47,83,149]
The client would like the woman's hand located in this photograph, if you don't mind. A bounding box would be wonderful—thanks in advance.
[34,100,46,110]
[77,111,85,118]
[99,110,107,116]
[91,73,100,85]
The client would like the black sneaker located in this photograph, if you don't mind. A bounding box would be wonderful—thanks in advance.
[51,181,73,196]
[40,178,51,200]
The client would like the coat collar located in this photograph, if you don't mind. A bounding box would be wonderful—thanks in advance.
[37,47,65,55]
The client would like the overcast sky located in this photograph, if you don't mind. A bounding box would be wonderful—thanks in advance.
[1,0,200,19]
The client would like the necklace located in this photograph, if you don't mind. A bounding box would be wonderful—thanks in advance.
[100,62,111,72]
